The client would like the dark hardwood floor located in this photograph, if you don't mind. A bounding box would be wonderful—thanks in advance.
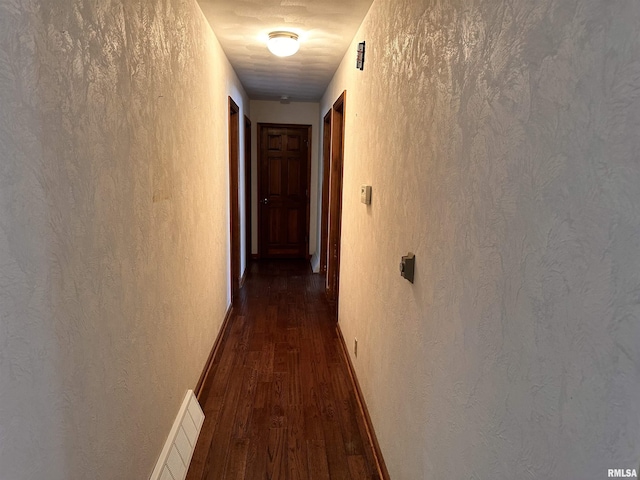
[186,260,382,480]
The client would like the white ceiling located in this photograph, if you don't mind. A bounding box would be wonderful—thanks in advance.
[198,0,374,102]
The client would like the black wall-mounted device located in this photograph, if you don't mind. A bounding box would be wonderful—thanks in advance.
[400,253,415,283]
[356,41,365,70]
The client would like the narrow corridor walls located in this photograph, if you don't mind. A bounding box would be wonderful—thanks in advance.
[322,0,640,478]
[0,1,247,478]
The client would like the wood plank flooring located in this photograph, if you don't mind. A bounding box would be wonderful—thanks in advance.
[186,260,381,480]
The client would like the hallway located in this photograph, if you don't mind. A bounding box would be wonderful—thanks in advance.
[2,0,639,478]
[186,261,383,480]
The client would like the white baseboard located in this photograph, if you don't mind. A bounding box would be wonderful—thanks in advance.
[149,390,205,480]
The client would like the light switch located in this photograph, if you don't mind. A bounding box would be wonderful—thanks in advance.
[360,185,372,204]
[400,253,415,283]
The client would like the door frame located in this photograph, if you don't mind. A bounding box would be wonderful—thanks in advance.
[326,91,346,304]
[244,115,252,265]
[228,97,240,304]
[257,123,312,259]
[319,110,332,274]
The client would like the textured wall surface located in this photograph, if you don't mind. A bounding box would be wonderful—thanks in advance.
[249,100,320,260]
[0,0,247,478]
[322,0,640,478]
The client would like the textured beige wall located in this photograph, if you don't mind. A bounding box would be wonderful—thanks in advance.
[249,100,320,260]
[322,0,640,478]
[0,1,247,478]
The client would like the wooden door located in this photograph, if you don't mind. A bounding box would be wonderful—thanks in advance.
[326,92,346,304]
[258,124,311,258]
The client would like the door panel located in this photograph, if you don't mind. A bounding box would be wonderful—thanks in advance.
[269,209,282,243]
[288,210,300,243]
[258,124,311,258]
[268,157,282,195]
[287,134,301,151]
[287,159,301,196]
[268,134,282,150]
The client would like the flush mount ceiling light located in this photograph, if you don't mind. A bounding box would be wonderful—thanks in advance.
[267,31,300,57]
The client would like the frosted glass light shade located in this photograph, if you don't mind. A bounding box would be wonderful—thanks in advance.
[267,31,300,57]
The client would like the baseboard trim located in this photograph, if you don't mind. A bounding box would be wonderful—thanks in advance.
[336,323,390,480]
[194,305,233,401]
[150,390,204,480]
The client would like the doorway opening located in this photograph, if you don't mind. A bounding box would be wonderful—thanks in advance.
[228,97,240,304]
[244,115,252,266]
[326,91,346,305]
[320,110,332,274]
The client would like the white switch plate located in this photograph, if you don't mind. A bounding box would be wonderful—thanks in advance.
[360,185,372,204]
